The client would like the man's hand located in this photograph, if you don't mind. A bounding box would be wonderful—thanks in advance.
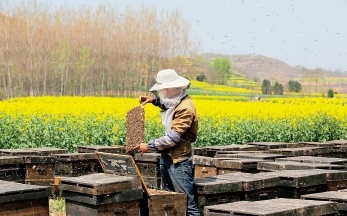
[139,96,154,105]
[138,143,149,156]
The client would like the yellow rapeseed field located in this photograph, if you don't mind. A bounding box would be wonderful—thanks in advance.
[0,96,346,150]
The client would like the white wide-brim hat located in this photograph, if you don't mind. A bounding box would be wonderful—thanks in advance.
[149,69,190,91]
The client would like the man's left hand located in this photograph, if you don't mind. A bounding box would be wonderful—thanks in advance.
[138,143,149,156]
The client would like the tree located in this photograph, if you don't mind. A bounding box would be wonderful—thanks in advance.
[262,79,272,95]
[273,82,284,95]
[287,80,302,93]
[196,74,206,82]
[211,57,231,85]
[327,89,334,98]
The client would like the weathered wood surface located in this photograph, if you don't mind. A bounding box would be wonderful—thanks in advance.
[53,153,98,161]
[247,142,290,150]
[142,189,187,216]
[194,147,208,156]
[134,152,160,162]
[206,145,258,157]
[216,158,265,170]
[55,160,99,177]
[222,152,287,160]
[299,141,338,148]
[24,147,68,156]
[1,197,49,216]
[25,163,55,180]
[194,165,217,178]
[258,161,346,172]
[194,177,242,194]
[269,146,329,156]
[214,151,268,158]
[62,189,143,205]
[60,173,142,195]
[135,162,159,177]
[77,145,126,154]
[96,152,150,196]
[211,172,280,191]
[204,198,338,216]
[65,199,140,216]
[257,170,327,188]
[276,155,347,165]
[0,149,40,156]
[0,156,24,165]
[0,180,50,202]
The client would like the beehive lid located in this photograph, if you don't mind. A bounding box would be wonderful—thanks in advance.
[96,152,149,195]
[125,106,145,154]
[59,173,142,195]
[302,190,347,202]
[77,145,125,154]
[0,180,50,202]
[247,142,289,150]
[204,198,338,215]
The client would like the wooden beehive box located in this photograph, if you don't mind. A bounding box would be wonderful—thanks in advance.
[210,172,280,201]
[0,180,51,215]
[23,156,56,186]
[216,158,265,174]
[193,177,242,215]
[305,169,347,191]
[125,105,145,154]
[24,147,68,156]
[193,155,218,178]
[302,189,347,215]
[60,173,143,216]
[53,153,99,177]
[257,161,346,172]
[260,170,328,199]
[204,198,338,216]
[97,152,188,215]
[0,156,23,182]
[134,152,161,189]
[269,146,329,157]
[77,145,126,154]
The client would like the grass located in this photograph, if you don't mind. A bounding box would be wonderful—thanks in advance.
[49,197,65,216]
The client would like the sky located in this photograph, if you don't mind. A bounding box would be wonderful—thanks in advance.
[41,0,347,72]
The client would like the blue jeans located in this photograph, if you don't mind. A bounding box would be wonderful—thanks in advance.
[160,153,200,216]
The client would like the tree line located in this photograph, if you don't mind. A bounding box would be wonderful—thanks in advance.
[0,1,201,99]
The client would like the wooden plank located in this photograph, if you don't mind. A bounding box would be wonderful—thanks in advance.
[247,142,289,150]
[0,182,50,202]
[228,153,287,160]
[0,149,40,156]
[25,163,55,180]
[194,177,242,194]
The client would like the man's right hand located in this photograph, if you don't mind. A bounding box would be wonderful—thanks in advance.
[139,96,154,105]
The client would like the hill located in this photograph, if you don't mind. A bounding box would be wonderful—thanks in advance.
[202,53,347,94]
